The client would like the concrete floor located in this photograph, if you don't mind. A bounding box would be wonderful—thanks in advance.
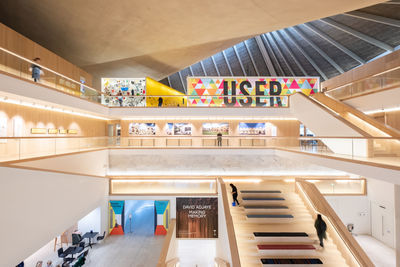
[24,233,165,267]
[355,235,395,267]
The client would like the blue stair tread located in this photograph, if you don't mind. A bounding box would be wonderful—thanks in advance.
[242,197,285,200]
[241,190,281,193]
[247,214,293,218]
[254,232,308,237]
[261,258,323,264]
[244,205,288,209]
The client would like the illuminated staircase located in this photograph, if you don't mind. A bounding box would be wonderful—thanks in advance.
[226,180,349,267]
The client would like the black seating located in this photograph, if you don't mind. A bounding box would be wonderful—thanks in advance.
[254,232,308,237]
[72,234,83,246]
[261,258,323,264]
[97,231,106,241]
[57,248,66,259]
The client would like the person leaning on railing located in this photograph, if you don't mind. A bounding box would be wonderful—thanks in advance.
[29,57,44,82]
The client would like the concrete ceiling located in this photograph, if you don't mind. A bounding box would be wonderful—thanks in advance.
[0,0,385,85]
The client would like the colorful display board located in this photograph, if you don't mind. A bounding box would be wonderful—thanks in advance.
[187,77,319,107]
[109,200,170,236]
[202,123,229,135]
[176,198,218,238]
[174,123,192,135]
[102,78,146,107]
[239,122,266,135]
[129,123,156,135]
[109,201,125,235]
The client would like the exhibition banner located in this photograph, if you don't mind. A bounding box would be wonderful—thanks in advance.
[187,77,319,107]
[176,198,218,238]
[109,200,125,235]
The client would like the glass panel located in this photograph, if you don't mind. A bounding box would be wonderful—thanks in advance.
[305,179,365,195]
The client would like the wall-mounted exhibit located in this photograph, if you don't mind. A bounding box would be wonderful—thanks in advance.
[174,123,192,135]
[176,198,218,238]
[239,122,266,135]
[109,200,170,236]
[129,123,156,135]
[187,77,319,107]
[202,123,229,135]
[101,78,146,107]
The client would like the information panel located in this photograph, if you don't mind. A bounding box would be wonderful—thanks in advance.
[187,77,319,107]
[176,197,218,238]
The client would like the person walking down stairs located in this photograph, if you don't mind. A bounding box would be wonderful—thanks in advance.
[314,214,327,248]
[230,183,240,206]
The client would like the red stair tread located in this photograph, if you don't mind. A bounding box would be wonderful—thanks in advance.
[258,244,315,250]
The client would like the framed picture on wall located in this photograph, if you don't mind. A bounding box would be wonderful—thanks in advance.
[129,123,156,135]
[174,123,192,135]
[238,122,266,135]
[202,123,229,135]
[166,123,174,135]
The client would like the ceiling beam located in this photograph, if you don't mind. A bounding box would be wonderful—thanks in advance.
[243,40,260,76]
[321,18,394,51]
[222,51,234,76]
[344,11,400,28]
[199,61,207,76]
[178,71,186,93]
[210,55,221,76]
[275,31,308,76]
[167,76,172,87]
[269,32,295,76]
[291,26,344,74]
[283,29,328,80]
[188,66,194,76]
[255,35,277,76]
[303,23,365,64]
[233,45,247,76]
[380,1,400,5]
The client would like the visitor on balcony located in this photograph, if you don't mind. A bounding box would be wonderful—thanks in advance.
[158,97,163,107]
[29,57,44,82]
[217,132,222,147]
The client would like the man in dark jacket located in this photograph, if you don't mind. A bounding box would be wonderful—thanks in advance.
[314,214,327,247]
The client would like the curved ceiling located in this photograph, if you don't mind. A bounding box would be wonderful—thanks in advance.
[0,0,384,87]
[161,1,400,93]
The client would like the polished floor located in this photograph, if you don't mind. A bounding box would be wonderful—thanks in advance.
[355,234,395,267]
[24,233,165,267]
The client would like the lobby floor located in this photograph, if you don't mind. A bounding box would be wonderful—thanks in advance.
[24,233,165,267]
[355,234,395,267]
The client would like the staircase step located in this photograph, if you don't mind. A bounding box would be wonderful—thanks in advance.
[248,214,294,219]
[247,214,294,224]
[261,258,323,266]
[245,205,288,209]
[258,244,316,256]
[254,232,308,237]
[241,190,282,193]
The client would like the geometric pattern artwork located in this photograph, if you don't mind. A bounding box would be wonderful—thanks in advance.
[154,201,170,235]
[109,201,125,235]
[187,77,319,107]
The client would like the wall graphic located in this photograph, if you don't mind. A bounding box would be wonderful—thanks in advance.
[239,122,266,135]
[101,78,146,107]
[174,123,192,135]
[109,201,125,235]
[202,123,229,135]
[155,201,170,235]
[129,123,156,135]
[187,77,319,107]
[176,198,218,238]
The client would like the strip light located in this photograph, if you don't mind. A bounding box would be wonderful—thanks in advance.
[364,106,400,115]
[112,179,215,183]
[223,178,262,183]
[0,96,109,120]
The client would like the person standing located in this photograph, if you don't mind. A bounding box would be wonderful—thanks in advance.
[314,214,327,247]
[217,132,222,147]
[230,183,239,206]
[158,97,163,107]
[30,58,44,82]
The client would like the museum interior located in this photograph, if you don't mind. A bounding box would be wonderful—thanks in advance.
[1,0,400,266]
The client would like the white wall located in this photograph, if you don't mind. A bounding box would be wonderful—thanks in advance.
[0,166,108,267]
[177,240,216,267]
[216,182,233,265]
[326,196,370,234]
[13,149,109,176]
[78,207,101,235]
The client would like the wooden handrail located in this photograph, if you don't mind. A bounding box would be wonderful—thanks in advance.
[157,219,176,267]
[215,257,230,267]
[218,178,241,267]
[295,179,374,267]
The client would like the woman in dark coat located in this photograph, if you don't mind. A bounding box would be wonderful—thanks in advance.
[314,214,327,247]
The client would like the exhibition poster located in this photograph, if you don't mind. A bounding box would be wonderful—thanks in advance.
[202,123,229,135]
[238,122,266,135]
[176,198,218,238]
[187,77,319,107]
[109,201,125,235]
[174,123,192,135]
[129,123,156,135]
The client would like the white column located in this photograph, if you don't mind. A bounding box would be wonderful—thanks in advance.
[395,184,400,267]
